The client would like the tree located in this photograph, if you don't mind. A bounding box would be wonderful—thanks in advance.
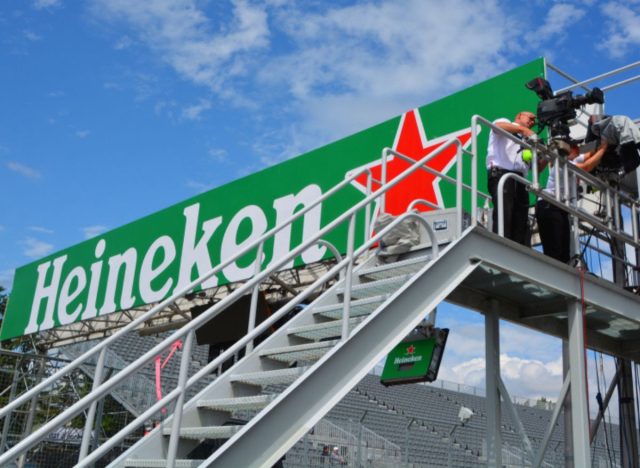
[0,285,6,320]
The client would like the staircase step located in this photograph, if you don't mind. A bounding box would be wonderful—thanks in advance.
[230,367,309,386]
[287,316,366,341]
[337,274,414,299]
[358,254,431,280]
[313,295,387,320]
[124,459,203,467]
[198,394,277,412]
[259,341,338,363]
[163,425,242,440]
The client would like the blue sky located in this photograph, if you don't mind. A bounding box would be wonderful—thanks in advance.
[1,0,639,403]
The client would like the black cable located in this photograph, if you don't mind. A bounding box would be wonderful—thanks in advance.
[600,353,616,467]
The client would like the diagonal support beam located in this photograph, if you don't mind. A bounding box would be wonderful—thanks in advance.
[497,376,534,459]
[534,374,571,468]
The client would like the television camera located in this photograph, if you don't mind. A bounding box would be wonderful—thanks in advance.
[526,77,604,156]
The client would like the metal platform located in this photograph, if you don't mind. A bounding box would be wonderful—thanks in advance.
[448,227,640,362]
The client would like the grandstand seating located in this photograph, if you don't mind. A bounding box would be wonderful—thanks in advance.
[61,331,622,467]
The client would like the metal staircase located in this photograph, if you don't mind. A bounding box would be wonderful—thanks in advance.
[0,135,477,468]
[114,248,442,467]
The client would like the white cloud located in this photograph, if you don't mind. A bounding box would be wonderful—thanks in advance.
[6,161,41,179]
[33,0,61,10]
[91,0,270,91]
[182,99,212,121]
[114,35,134,50]
[0,225,4,231]
[75,130,91,139]
[23,30,42,41]
[441,353,563,401]
[29,226,54,234]
[600,2,640,58]
[208,147,228,162]
[534,4,586,43]
[82,225,108,239]
[186,179,214,192]
[20,237,54,259]
[253,0,520,145]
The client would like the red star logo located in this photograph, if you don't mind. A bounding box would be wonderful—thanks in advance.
[348,109,474,217]
[407,345,415,355]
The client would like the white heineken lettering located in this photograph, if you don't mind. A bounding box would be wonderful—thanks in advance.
[58,266,87,325]
[393,355,423,365]
[24,255,68,334]
[99,248,138,316]
[82,239,106,320]
[221,205,268,282]
[271,184,326,269]
[140,236,176,303]
[175,203,222,293]
[19,185,328,337]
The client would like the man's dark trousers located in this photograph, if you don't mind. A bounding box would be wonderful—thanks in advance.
[535,200,570,263]
[488,168,530,246]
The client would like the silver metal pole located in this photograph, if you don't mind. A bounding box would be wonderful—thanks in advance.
[357,411,367,468]
[456,145,463,237]
[485,300,502,467]
[365,171,372,244]
[17,357,45,468]
[341,214,356,340]
[381,148,389,214]
[0,356,21,455]
[79,346,107,461]
[471,118,478,227]
[166,331,195,468]
[567,299,592,467]
[246,241,265,353]
[404,418,414,467]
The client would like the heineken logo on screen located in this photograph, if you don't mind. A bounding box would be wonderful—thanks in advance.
[1,59,545,340]
[393,344,424,365]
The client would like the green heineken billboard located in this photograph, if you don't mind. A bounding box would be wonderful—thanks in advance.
[1,59,545,341]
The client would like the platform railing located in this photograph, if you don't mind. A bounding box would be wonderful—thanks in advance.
[471,115,640,278]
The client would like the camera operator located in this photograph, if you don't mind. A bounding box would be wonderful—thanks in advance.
[535,145,606,263]
[585,115,640,175]
[486,111,541,245]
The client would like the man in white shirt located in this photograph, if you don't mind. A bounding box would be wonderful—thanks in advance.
[486,111,537,245]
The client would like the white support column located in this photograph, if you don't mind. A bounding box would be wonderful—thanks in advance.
[562,342,574,468]
[567,300,591,467]
[485,300,501,467]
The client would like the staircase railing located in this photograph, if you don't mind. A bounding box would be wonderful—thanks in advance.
[0,134,476,467]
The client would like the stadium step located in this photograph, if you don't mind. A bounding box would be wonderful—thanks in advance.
[286,316,366,341]
[163,425,242,440]
[230,367,309,387]
[123,460,203,468]
[258,340,338,363]
[337,273,415,299]
[197,394,276,412]
[312,295,388,320]
[357,254,431,280]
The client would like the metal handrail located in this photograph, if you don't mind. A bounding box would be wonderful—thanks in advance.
[0,136,462,466]
[0,166,374,421]
[473,116,640,255]
[79,212,439,468]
